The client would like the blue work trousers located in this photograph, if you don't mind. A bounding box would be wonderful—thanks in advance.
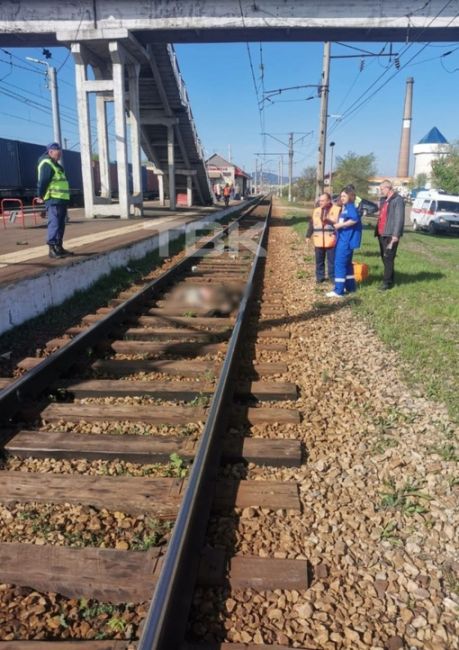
[334,244,356,295]
[46,203,67,246]
[314,246,335,282]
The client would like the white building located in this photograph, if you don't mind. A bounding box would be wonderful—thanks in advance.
[206,154,251,197]
[413,127,450,181]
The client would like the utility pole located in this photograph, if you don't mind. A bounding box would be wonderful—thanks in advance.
[288,132,293,203]
[280,155,284,198]
[278,158,281,197]
[27,57,64,169]
[48,65,62,149]
[26,57,63,150]
[254,158,258,194]
[315,41,331,200]
[228,144,232,162]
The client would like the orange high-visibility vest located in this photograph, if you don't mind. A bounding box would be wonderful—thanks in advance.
[311,204,341,248]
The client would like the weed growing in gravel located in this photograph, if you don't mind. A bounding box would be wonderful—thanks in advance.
[371,436,399,455]
[190,393,210,408]
[183,311,197,318]
[296,270,307,279]
[79,600,116,619]
[107,617,127,633]
[177,423,199,437]
[443,564,459,597]
[379,520,403,546]
[130,518,172,551]
[380,478,432,516]
[58,614,69,629]
[428,443,458,462]
[447,475,459,488]
[166,453,189,478]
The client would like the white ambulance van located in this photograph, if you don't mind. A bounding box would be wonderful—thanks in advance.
[411,190,459,234]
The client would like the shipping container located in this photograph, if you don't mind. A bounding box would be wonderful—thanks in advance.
[0,138,21,192]
[0,137,158,205]
[16,140,46,192]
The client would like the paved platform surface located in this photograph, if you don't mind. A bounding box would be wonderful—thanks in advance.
[0,201,229,287]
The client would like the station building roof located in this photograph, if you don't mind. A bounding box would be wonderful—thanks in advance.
[206,153,251,179]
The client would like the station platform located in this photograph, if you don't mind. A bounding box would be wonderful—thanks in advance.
[0,199,246,335]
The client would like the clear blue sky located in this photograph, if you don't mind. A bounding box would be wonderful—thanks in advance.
[1,40,458,177]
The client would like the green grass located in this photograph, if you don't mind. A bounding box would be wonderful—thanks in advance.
[275,200,312,239]
[352,226,459,422]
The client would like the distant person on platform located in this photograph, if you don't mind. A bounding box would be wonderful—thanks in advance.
[306,192,341,284]
[376,179,405,291]
[36,142,73,259]
[223,183,231,207]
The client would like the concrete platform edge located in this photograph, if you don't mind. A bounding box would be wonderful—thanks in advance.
[0,204,244,336]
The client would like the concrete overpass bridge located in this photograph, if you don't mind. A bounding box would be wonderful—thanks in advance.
[1,1,458,218]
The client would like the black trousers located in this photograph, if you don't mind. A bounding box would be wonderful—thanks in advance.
[378,236,399,287]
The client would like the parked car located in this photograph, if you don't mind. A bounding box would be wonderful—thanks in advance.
[411,190,459,235]
[331,194,378,216]
[358,197,379,217]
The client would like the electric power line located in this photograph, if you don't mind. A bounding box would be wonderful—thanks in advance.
[329,0,457,133]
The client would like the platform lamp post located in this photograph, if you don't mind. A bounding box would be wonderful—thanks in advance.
[26,57,63,154]
[329,141,336,196]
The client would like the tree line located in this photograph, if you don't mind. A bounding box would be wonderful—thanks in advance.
[290,145,459,200]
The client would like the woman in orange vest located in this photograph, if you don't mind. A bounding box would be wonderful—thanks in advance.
[306,192,341,283]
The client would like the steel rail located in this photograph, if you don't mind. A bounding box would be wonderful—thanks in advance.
[0,198,261,429]
[138,198,271,650]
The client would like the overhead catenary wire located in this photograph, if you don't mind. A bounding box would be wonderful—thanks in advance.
[328,0,457,134]
[238,0,265,153]
[0,53,74,87]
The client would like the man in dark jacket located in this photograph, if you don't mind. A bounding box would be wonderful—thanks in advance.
[36,142,73,259]
[375,179,405,290]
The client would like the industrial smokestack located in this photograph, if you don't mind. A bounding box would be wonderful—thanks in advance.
[397,77,414,178]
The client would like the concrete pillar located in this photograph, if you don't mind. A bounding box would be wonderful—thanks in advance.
[128,62,143,215]
[158,173,165,206]
[110,42,129,219]
[186,175,193,207]
[95,94,111,199]
[72,44,95,218]
[167,124,176,210]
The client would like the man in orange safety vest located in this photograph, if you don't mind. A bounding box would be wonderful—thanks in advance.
[306,192,341,283]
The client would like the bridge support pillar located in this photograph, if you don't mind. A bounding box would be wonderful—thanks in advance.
[110,42,130,220]
[72,43,95,219]
[95,94,111,199]
[167,125,176,211]
[158,173,165,206]
[128,62,142,217]
[72,40,144,219]
[186,175,193,208]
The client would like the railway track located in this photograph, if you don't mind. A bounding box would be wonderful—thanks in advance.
[0,197,306,650]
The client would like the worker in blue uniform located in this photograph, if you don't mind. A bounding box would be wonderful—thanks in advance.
[326,186,362,298]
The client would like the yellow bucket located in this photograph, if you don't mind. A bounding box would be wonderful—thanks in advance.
[353,262,369,282]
